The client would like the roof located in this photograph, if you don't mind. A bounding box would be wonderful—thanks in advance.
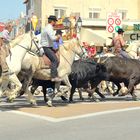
[23,0,29,4]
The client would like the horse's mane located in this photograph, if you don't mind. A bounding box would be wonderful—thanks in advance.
[60,38,77,52]
[10,32,31,48]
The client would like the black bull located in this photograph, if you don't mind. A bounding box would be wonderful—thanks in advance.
[17,59,106,102]
[18,57,140,102]
[98,57,140,100]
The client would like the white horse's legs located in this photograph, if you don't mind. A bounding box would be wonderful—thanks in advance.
[60,75,72,99]
[25,89,37,105]
[0,88,3,102]
[0,76,10,102]
[6,74,22,101]
[46,76,72,107]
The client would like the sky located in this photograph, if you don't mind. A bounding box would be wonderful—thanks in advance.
[0,0,26,22]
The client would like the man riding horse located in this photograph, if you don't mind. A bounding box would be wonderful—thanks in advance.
[111,28,130,59]
[40,15,62,82]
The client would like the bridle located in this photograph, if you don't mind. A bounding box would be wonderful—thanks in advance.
[59,39,86,66]
[16,32,40,56]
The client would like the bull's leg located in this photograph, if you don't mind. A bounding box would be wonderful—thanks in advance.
[128,80,138,101]
[69,86,76,102]
[78,88,84,101]
[90,80,105,99]
[95,87,105,99]
[113,82,121,96]
[42,85,48,103]
[60,95,68,101]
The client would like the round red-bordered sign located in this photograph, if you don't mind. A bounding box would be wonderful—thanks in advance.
[107,25,114,33]
[108,18,114,25]
[115,18,121,25]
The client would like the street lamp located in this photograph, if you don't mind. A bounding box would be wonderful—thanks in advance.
[63,17,71,39]
[62,17,70,28]
[76,17,82,32]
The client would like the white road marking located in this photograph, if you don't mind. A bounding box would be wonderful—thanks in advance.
[6,107,140,123]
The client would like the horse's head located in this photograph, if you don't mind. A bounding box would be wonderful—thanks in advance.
[69,38,84,57]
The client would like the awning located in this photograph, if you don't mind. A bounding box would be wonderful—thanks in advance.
[80,28,112,46]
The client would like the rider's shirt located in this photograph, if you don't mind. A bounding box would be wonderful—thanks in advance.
[40,24,57,48]
[112,34,125,53]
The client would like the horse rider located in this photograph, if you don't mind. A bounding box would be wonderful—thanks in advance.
[111,28,130,58]
[40,15,61,82]
[0,23,13,76]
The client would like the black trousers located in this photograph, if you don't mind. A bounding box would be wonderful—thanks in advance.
[43,47,59,78]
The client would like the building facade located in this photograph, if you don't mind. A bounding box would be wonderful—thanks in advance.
[23,0,140,45]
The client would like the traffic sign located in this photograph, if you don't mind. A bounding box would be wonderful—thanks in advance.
[106,12,122,33]
[108,25,114,33]
[115,18,121,25]
[108,18,114,25]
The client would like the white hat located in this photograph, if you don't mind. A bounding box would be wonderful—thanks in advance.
[90,41,95,46]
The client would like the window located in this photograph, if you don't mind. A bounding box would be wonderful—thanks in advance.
[89,12,100,19]
[117,9,127,20]
[54,8,66,18]
[89,8,101,19]
[122,11,127,20]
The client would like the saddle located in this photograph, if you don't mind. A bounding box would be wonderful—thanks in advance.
[38,51,60,70]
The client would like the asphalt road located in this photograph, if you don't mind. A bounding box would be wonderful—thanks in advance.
[0,89,140,140]
[0,108,140,140]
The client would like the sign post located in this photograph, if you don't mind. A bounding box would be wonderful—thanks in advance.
[106,12,122,34]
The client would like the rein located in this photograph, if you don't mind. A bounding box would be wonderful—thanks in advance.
[16,32,41,56]
[16,44,37,56]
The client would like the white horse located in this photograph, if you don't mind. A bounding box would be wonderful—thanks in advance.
[21,38,84,106]
[0,32,37,103]
[126,40,140,59]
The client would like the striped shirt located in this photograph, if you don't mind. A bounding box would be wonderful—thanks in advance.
[40,24,57,47]
[1,29,11,44]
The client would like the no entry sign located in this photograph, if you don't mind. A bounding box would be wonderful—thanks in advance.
[106,12,122,33]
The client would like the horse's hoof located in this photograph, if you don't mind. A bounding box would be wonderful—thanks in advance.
[113,93,117,96]
[47,100,53,107]
[92,98,100,102]
[30,101,37,106]
[100,98,105,101]
[69,100,75,103]
[118,93,125,96]
[6,98,14,103]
